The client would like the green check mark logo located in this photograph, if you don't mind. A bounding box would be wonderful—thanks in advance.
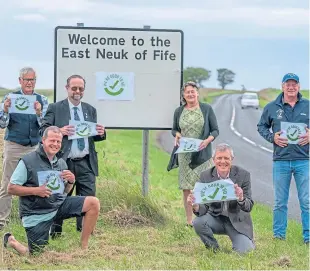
[77,125,90,136]
[81,127,88,133]
[104,79,124,96]
[287,127,300,141]
[15,99,29,110]
[208,187,220,199]
[47,177,60,191]
[109,80,119,90]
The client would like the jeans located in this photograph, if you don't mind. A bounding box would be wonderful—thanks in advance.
[273,160,309,242]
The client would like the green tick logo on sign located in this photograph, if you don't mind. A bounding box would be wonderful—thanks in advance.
[200,182,228,202]
[15,97,30,111]
[286,124,302,141]
[103,73,125,96]
[46,173,61,191]
[76,123,91,137]
[184,140,198,152]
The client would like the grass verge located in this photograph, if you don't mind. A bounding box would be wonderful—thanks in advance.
[0,130,308,270]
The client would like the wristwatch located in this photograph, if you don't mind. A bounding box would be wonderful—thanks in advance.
[67,180,75,185]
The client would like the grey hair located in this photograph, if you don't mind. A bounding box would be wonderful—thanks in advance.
[19,67,36,78]
[181,81,199,105]
[43,126,62,138]
[212,143,234,159]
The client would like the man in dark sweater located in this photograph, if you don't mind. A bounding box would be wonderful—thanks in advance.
[257,73,309,244]
[3,126,100,255]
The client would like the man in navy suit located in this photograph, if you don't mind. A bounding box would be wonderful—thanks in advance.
[40,74,106,236]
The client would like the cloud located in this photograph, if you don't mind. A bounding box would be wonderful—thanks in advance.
[17,0,93,13]
[13,13,46,22]
[11,0,308,28]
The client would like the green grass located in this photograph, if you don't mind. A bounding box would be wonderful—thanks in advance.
[0,130,308,270]
[258,89,309,108]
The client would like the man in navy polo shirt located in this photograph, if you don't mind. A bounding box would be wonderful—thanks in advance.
[257,73,309,244]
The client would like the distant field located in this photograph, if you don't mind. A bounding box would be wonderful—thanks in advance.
[199,88,245,104]
[0,88,244,105]
[258,88,309,108]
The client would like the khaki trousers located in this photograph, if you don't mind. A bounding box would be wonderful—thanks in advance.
[0,140,37,226]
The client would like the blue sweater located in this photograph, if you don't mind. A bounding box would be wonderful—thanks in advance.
[257,92,309,161]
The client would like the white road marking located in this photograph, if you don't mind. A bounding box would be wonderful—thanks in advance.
[258,145,273,153]
[230,105,273,153]
[242,136,257,146]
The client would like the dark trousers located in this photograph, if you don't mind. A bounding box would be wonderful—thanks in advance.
[50,155,96,235]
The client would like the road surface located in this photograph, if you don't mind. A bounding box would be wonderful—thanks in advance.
[157,94,300,221]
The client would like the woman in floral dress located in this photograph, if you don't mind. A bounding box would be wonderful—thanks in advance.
[171,81,219,226]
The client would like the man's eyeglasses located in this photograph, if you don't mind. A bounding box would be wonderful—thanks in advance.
[21,78,36,82]
[71,86,85,92]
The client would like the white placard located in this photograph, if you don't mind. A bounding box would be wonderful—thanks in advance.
[8,94,36,115]
[54,26,183,129]
[68,120,98,140]
[280,122,307,144]
[193,179,237,204]
[175,137,203,154]
[37,171,64,195]
[96,72,135,101]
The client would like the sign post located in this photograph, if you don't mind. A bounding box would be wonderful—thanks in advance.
[54,25,183,195]
[142,25,150,196]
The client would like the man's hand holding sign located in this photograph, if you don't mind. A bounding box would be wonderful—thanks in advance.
[298,127,309,146]
[188,181,243,211]
[277,122,308,146]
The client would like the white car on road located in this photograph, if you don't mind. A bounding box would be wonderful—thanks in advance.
[241,92,259,109]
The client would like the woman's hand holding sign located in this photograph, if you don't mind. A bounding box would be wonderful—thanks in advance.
[174,132,181,146]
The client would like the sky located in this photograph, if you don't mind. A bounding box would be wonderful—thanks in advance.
[0,0,309,91]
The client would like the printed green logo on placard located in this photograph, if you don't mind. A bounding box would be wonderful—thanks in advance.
[103,73,125,96]
[76,123,91,137]
[200,182,228,202]
[15,97,30,111]
[286,124,302,141]
[184,140,197,152]
[46,173,60,191]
